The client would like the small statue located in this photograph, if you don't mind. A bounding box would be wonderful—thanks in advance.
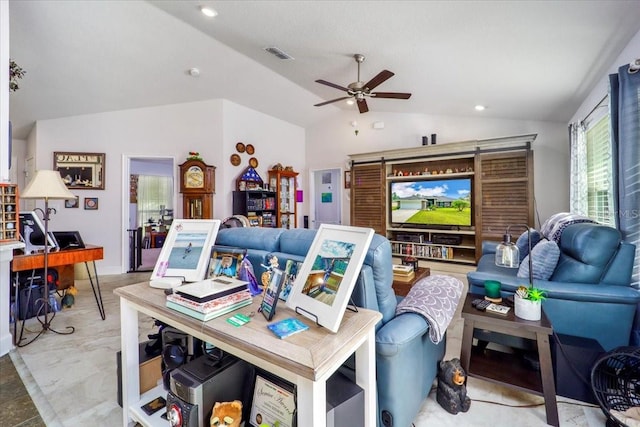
[436,358,471,415]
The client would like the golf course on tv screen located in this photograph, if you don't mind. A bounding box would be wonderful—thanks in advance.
[389,178,472,227]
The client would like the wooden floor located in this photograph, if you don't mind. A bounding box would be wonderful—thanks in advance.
[0,353,45,427]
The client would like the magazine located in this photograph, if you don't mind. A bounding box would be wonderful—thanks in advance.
[166,298,252,321]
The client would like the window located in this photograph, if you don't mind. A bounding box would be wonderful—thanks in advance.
[137,175,173,226]
[570,100,614,227]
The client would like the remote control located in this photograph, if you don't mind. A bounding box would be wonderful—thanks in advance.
[471,298,484,307]
[474,299,491,311]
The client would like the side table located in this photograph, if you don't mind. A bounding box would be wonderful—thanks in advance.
[392,267,430,296]
[459,293,559,426]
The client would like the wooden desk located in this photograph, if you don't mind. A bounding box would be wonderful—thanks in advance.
[116,282,382,427]
[460,293,558,426]
[12,245,105,320]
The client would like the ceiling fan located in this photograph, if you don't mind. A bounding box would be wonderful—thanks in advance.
[314,54,412,113]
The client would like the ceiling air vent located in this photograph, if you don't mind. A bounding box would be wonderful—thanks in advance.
[264,46,294,60]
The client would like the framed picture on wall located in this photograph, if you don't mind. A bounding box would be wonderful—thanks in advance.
[65,196,79,208]
[84,197,98,210]
[285,224,374,333]
[54,152,105,190]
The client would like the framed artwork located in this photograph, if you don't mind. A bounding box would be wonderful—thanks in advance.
[84,197,98,210]
[150,219,221,288]
[259,268,286,321]
[54,152,105,190]
[344,170,351,189]
[65,196,79,208]
[249,370,296,427]
[208,249,244,279]
[279,260,303,302]
[285,224,374,333]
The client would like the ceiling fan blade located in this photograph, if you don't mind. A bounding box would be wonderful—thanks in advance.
[364,70,394,91]
[357,99,369,113]
[372,92,412,99]
[315,79,350,92]
[314,96,351,107]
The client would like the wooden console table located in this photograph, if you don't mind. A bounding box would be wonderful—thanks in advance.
[460,293,558,426]
[116,282,382,427]
[12,245,105,320]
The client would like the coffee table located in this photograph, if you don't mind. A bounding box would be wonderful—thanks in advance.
[459,293,559,426]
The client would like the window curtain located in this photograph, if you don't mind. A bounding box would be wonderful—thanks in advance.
[609,62,640,344]
[137,175,173,227]
[568,122,588,216]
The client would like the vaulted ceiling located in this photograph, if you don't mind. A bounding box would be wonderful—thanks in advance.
[8,1,640,139]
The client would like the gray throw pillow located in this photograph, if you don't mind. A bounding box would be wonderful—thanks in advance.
[517,239,560,280]
[515,228,542,262]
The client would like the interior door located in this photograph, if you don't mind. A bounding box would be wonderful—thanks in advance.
[312,168,341,229]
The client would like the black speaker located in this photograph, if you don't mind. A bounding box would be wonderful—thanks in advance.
[161,327,201,389]
[422,136,428,145]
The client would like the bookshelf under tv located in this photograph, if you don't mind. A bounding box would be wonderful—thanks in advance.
[387,227,476,265]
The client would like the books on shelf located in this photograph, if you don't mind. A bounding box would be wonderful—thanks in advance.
[267,317,309,339]
[176,277,249,303]
[166,289,253,321]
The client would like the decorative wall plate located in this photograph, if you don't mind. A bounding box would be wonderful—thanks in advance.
[230,154,241,166]
[246,144,255,155]
[249,157,259,168]
[236,142,246,153]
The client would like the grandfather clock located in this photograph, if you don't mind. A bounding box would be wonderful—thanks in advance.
[179,159,215,219]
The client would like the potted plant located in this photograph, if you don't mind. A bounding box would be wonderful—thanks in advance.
[514,285,546,321]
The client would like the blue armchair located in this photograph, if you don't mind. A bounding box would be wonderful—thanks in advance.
[215,227,445,427]
[467,222,639,351]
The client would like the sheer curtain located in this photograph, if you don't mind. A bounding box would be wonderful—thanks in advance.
[569,122,588,216]
[137,175,173,227]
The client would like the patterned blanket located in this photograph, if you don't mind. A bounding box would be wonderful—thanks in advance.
[540,212,597,242]
[395,275,463,344]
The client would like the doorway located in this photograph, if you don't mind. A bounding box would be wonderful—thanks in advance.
[122,155,176,272]
[311,168,342,229]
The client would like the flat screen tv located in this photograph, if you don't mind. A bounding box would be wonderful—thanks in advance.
[389,178,472,228]
[19,211,58,253]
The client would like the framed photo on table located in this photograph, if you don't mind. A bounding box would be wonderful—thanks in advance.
[285,224,374,333]
[150,219,221,288]
[54,152,105,190]
[249,370,296,427]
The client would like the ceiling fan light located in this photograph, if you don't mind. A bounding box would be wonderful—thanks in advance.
[346,99,355,105]
[200,6,218,17]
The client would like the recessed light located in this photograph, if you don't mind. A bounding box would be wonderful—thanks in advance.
[200,6,218,17]
[475,105,486,111]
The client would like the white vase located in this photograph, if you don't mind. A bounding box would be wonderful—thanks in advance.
[514,296,541,321]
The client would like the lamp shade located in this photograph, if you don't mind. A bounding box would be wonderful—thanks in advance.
[21,170,76,200]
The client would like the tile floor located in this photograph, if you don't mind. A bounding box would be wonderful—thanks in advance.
[6,270,608,426]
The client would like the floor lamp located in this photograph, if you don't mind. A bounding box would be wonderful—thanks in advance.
[19,170,76,346]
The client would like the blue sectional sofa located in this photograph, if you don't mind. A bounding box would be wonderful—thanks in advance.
[215,227,446,427]
[467,222,639,351]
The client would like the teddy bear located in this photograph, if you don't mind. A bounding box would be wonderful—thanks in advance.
[210,400,242,427]
[436,358,471,415]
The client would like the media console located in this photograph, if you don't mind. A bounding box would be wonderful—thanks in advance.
[349,134,536,266]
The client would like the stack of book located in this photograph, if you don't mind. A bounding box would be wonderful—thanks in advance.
[392,264,415,282]
[166,277,252,321]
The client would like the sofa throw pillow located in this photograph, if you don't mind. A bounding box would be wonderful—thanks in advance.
[517,239,560,280]
[515,228,542,262]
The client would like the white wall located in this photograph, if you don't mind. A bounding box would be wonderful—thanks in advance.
[28,99,304,274]
[571,28,640,123]
[221,101,305,225]
[306,110,569,227]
